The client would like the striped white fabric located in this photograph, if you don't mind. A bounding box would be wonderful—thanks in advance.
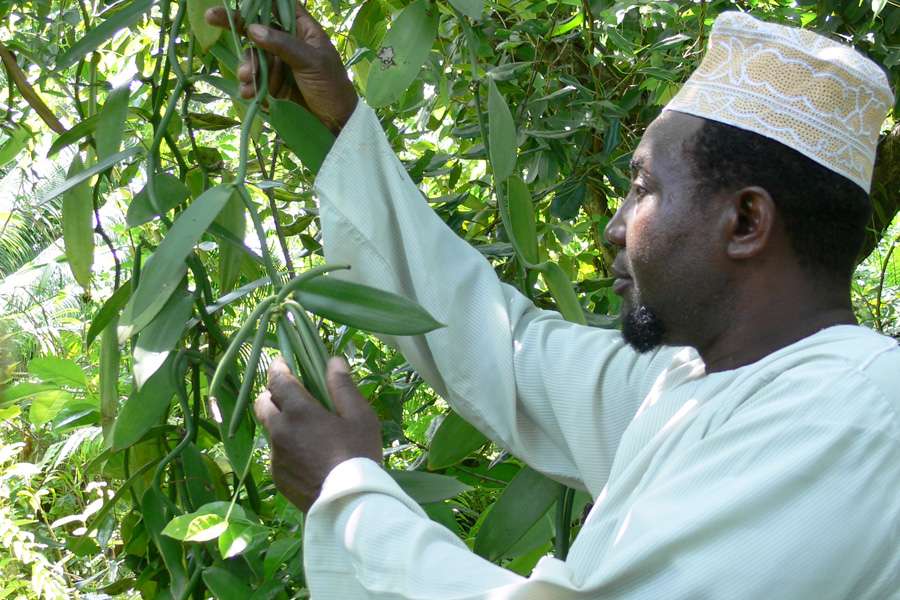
[303,100,900,599]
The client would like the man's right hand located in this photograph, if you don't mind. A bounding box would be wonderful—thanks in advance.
[205,3,358,133]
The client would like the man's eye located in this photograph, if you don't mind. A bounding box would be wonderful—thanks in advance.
[630,184,648,198]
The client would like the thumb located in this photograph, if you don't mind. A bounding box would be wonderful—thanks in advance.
[326,357,371,420]
[247,24,315,71]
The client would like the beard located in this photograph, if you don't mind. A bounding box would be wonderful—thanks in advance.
[622,304,666,353]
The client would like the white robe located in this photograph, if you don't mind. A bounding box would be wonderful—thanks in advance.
[302,100,900,599]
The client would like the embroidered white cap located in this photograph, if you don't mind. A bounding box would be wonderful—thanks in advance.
[663,12,894,193]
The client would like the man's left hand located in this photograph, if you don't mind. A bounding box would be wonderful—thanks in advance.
[254,356,383,511]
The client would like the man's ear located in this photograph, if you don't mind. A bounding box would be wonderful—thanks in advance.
[723,186,776,260]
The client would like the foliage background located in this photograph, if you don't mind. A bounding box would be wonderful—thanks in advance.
[0,0,897,597]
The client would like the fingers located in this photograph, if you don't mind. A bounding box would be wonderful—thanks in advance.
[326,357,375,422]
[204,7,245,34]
[295,2,328,39]
[267,356,327,417]
[247,24,316,71]
[254,389,280,430]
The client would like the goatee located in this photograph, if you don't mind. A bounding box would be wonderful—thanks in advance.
[622,305,666,353]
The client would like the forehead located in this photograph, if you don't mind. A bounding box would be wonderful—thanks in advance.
[631,111,708,178]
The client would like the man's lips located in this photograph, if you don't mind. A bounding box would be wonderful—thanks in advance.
[612,276,632,295]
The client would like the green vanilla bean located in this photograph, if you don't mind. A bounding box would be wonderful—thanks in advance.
[209,296,276,401]
[229,309,272,438]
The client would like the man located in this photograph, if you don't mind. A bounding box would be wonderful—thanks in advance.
[209,7,899,598]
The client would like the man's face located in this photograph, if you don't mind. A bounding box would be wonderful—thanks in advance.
[604,112,732,352]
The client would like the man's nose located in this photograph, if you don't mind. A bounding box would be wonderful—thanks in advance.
[604,207,626,248]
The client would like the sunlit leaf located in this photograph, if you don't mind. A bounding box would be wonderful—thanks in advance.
[95,85,130,160]
[28,357,87,388]
[187,0,223,51]
[268,99,335,174]
[488,78,517,183]
[56,0,156,69]
[428,411,489,470]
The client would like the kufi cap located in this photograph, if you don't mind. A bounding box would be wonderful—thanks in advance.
[664,12,894,193]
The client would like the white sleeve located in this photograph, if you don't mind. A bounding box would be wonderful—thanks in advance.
[314,100,677,492]
[304,376,900,600]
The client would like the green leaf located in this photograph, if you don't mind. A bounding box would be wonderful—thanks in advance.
[119,184,233,341]
[263,537,302,579]
[550,12,583,36]
[133,287,193,389]
[539,262,586,325]
[365,0,439,107]
[218,520,265,558]
[39,146,142,206]
[86,281,132,348]
[162,512,228,542]
[110,355,177,451]
[474,466,562,561]
[141,488,188,589]
[28,357,88,388]
[0,125,30,167]
[181,443,218,508]
[187,0,223,51]
[499,175,539,266]
[551,181,586,220]
[1,382,55,407]
[268,99,335,174]
[215,191,246,293]
[488,78,517,183]
[388,470,472,503]
[202,567,252,600]
[56,0,156,69]
[428,411,489,470]
[96,85,130,160]
[350,0,388,49]
[293,276,444,335]
[61,153,95,289]
[126,173,191,227]
[47,113,100,157]
[448,0,483,20]
[28,390,75,426]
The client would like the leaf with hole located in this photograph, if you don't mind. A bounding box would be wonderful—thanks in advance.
[119,184,233,341]
[365,0,438,107]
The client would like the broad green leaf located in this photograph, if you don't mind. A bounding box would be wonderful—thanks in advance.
[365,0,438,107]
[39,146,142,206]
[119,184,233,341]
[28,390,75,426]
[28,357,87,388]
[187,0,223,51]
[181,443,218,508]
[488,78,517,183]
[268,99,335,174]
[428,411,489,470]
[0,125,30,166]
[215,192,246,293]
[141,488,188,589]
[218,520,265,558]
[264,537,302,579]
[126,173,191,227]
[162,513,227,542]
[388,470,472,503]
[99,316,120,440]
[110,355,177,451]
[499,175,539,266]
[539,262,586,325]
[550,12,583,36]
[293,276,444,335]
[133,287,193,389]
[1,383,55,407]
[61,153,95,289]
[551,181,587,220]
[474,466,561,561]
[86,281,132,348]
[449,0,483,19]
[350,0,388,49]
[202,567,252,600]
[47,114,100,157]
[56,0,156,69]
[96,85,130,160]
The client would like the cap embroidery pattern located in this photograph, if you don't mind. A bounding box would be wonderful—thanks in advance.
[664,12,894,192]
